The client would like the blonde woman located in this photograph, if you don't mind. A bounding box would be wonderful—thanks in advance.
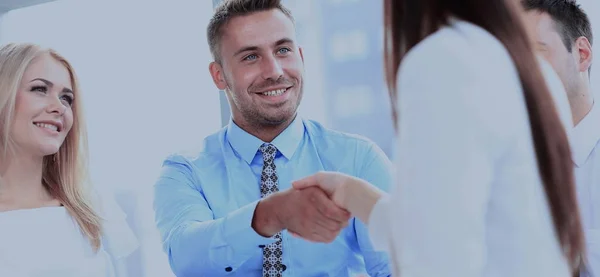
[0,43,138,277]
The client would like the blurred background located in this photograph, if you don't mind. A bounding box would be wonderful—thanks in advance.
[0,0,597,276]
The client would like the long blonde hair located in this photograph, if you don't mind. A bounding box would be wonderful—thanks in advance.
[0,43,102,251]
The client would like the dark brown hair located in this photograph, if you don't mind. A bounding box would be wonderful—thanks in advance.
[384,0,584,274]
[207,0,294,63]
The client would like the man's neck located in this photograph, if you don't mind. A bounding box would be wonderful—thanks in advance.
[233,115,296,143]
[570,84,594,126]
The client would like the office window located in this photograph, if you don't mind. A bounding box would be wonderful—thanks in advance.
[285,0,395,158]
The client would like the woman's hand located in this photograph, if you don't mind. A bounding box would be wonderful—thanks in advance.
[292,171,351,208]
[292,171,385,225]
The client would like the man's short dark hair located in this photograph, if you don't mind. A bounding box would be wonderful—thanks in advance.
[207,0,295,63]
[522,0,593,52]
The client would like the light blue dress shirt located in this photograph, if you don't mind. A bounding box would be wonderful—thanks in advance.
[153,117,392,277]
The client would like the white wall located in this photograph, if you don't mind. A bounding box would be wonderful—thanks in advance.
[0,1,218,276]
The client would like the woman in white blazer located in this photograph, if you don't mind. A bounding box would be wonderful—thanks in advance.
[292,0,585,276]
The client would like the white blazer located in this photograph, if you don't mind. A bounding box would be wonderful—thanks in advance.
[368,19,574,277]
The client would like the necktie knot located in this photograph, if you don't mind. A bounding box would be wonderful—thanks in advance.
[259,143,277,161]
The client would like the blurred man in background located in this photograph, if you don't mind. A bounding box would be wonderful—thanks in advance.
[521,1,598,276]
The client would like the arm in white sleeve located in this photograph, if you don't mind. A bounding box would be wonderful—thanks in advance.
[369,41,499,277]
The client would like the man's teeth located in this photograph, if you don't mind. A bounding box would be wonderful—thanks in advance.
[262,89,286,96]
[35,123,58,132]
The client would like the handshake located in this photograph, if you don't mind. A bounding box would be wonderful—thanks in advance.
[251,171,383,243]
[251,172,354,243]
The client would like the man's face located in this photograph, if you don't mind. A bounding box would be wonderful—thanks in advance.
[524,11,582,97]
[210,9,305,128]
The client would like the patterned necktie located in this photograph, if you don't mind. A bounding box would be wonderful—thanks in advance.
[259,143,284,277]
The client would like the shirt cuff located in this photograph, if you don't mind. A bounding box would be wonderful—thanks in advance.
[368,195,392,252]
[214,200,278,260]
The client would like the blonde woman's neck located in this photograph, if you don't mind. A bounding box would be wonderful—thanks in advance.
[0,153,58,212]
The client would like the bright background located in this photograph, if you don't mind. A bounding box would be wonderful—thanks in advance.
[0,0,597,276]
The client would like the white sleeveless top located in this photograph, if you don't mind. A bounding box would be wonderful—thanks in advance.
[0,195,138,277]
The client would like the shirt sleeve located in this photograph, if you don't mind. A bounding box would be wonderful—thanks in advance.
[153,154,277,277]
[367,195,392,253]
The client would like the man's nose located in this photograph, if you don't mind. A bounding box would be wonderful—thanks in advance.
[261,56,284,81]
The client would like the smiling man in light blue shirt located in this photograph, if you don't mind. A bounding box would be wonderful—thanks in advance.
[153,0,392,276]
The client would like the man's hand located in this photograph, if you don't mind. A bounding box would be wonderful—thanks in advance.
[252,187,351,243]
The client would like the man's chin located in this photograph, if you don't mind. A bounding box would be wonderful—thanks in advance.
[259,113,295,127]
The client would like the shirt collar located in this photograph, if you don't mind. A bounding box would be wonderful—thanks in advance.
[226,116,305,164]
[571,102,600,167]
